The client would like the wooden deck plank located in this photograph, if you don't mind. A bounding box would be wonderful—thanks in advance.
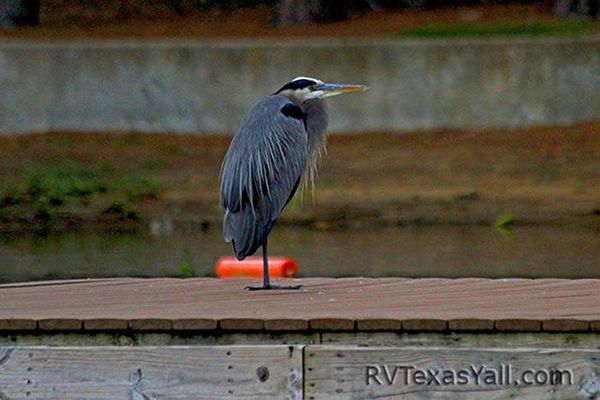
[83,318,129,331]
[448,318,495,331]
[264,319,309,331]
[495,319,543,332]
[172,318,218,331]
[310,319,355,331]
[0,319,37,331]
[0,345,303,399]
[356,319,403,331]
[0,278,598,332]
[38,319,82,331]
[128,319,172,331]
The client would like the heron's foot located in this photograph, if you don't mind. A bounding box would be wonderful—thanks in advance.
[244,283,302,291]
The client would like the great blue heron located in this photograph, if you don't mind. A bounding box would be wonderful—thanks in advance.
[220,76,367,290]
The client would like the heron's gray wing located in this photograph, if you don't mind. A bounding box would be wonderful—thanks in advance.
[220,95,307,259]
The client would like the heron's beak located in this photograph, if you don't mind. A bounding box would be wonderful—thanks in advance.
[312,83,369,97]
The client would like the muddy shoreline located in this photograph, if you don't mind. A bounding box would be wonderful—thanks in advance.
[1,197,597,235]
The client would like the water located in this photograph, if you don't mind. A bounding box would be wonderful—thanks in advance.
[0,224,597,284]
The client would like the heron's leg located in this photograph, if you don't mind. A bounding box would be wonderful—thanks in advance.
[262,237,271,289]
[245,237,302,291]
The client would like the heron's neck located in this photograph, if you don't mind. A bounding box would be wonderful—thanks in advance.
[301,98,328,185]
[302,98,327,139]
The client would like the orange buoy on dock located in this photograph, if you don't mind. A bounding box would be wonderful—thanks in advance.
[216,256,299,279]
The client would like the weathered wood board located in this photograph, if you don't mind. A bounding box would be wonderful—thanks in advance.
[0,345,303,399]
[304,346,600,399]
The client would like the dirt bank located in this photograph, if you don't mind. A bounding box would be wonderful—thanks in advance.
[0,123,598,232]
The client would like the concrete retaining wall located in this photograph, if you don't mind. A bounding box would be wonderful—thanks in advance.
[0,36,598,134]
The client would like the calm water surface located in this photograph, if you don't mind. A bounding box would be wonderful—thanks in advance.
[0,225,598,283]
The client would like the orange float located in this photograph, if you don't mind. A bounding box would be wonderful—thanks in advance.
[216,256,299,279]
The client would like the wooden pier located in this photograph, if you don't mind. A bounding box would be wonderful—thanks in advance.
[0,278,598,399]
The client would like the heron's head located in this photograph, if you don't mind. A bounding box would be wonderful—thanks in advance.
[275,76,367,103]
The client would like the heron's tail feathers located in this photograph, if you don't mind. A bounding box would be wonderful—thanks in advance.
[223,209,265,260]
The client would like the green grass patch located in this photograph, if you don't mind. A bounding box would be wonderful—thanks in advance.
[494,214,517,235]
[401,20,599,38]
[177,247,195,278]
[178,262,195,278]
[495,214,517,229]
[0,164,162,210]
